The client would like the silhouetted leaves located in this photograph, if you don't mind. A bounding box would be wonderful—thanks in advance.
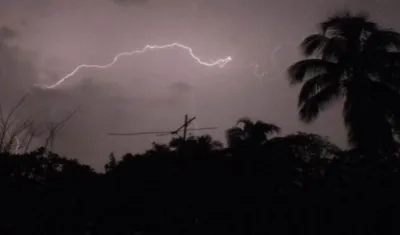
[1,125,400,235]
[288,11,400,152]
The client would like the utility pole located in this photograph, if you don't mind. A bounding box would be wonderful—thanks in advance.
[181,114,197,141]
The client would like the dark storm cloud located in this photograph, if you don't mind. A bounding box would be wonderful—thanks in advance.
[0,26,17,41]
[0,27,38,101]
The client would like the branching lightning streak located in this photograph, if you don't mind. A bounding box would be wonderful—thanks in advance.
[11,134,20,154]
[37,42,232,89]
[251,63,266,80]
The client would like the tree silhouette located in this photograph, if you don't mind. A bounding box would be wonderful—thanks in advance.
[268,132,341,162]
[226,117,280,148]
[104,152,117,173]
[288,11,400,153]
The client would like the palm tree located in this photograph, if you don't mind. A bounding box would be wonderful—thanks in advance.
[226,117,280,148]
[288,11,400,153]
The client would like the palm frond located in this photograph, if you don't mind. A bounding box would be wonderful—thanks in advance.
[321,37,347,61]
[226,127,244,136]
[320,11,376,41]
[300,34,329,56]
[287,59,336,84]
[370,53,400,91]
[237,117,254,134]
[364,29,400,52]
[299,83,343,123]
[236,117,252,126]
[298,71,342,107]
[382,52,400,66]
[225,127,244,148]
[365,52,400,72]
[254,121,281,136]
[320,11,352,33]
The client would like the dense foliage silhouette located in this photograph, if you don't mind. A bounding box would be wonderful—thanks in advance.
[2,132,400,234]
[2,10,400,235]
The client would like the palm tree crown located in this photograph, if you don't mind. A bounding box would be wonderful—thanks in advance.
[226,117,280,148]
[288,11,400,152]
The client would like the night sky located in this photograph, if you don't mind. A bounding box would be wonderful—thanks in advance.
[0,0,398,169]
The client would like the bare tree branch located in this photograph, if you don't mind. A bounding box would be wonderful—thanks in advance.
[0,94,28,151]
[44,107,80,151]
[22,122,44,153]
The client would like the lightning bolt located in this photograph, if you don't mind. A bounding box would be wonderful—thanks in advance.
[251,63,266,80]
[36,42,232,89]
[251,41,298,81]
[12,135,20,154]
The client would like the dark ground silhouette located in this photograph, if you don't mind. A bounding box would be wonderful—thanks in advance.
[2,11,400,235]
[1,132,400,235]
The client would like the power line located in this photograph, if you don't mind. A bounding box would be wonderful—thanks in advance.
[108,114,217,140]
